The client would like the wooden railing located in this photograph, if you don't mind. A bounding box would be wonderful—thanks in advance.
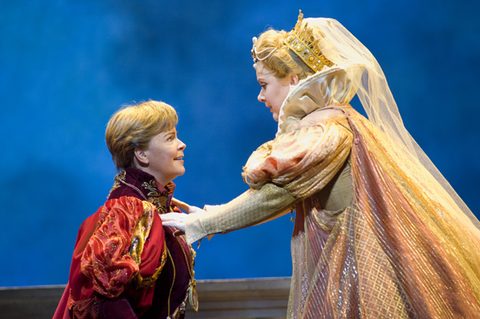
[0,277,291,319]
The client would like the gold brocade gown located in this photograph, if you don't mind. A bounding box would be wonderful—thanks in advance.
[185,64,480,318]
[287,104,480,318]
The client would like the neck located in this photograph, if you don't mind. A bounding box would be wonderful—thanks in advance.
[132,161,170,188]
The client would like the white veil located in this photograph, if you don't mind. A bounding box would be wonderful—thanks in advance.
[302,17,480,233]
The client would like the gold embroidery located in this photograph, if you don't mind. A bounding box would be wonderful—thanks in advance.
[165,245,191,319]
[114,169,126,182]
[107,170,125,198]
[133,246,168,289]
[129,201,168,289]
[129,201,156,264]
[142,180,168,211]
[174,230,198,312]
[114,169,197,315]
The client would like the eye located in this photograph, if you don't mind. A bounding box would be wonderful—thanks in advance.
[260,83,267,89]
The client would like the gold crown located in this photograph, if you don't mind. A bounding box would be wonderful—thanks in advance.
[284,10,334,72]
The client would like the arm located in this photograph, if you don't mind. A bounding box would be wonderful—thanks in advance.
[182,117,353,244]
[244,117,353,199]
[81,197,160,298]
[184,182,296,244]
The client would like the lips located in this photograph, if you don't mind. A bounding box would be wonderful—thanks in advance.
[174,156,184,160]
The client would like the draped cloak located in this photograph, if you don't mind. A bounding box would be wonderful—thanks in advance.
[54,167,194,319]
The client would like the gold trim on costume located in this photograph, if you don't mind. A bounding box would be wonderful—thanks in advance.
[129,201,168,289]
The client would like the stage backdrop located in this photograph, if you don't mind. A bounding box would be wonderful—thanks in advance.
[1,0,479,287]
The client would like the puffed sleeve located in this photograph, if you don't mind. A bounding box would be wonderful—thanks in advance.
[244,118,353,198]
[184,116,353,244]
[80,196,158,298]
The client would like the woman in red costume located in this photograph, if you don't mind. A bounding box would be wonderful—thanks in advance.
[162,11,480,318]
[54,100,198,319]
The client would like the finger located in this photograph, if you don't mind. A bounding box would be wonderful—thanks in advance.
[160,219,179,228]
[161,221,174,227]
[159,218,173,225]
[159,214,178,223]
[189,206,206,214]
[173,229,185,237]
[171,198,190,211]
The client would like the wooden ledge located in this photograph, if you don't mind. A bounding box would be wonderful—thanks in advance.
[0,277,291,319]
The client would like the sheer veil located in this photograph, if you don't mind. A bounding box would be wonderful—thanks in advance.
[303,17,480,235]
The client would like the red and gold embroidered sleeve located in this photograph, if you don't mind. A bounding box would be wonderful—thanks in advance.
[80,196,146,298]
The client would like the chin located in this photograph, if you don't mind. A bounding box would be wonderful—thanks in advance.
[177,167,186,176]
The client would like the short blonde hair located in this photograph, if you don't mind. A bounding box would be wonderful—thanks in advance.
[253,29,314,80]
[105,100,178,170]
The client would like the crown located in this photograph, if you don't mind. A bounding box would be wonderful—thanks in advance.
[284,10,334,72]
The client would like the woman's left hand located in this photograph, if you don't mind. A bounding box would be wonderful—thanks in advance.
[172,198,205,214]
[160,213,187,232]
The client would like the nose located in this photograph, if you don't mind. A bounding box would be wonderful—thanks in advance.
[178,139,186,150]
[257,90,265,103]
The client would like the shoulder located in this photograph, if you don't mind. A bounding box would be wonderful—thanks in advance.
[97,196,157,228]
[284,107,347,133]
[305,107,347,123]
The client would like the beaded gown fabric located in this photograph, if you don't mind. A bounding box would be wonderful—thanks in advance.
[185,17,480,318]
[246,65,480,318]
[285,107,480,318]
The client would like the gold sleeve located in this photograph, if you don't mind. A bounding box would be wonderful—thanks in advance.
[184,118,353,245]
[184,183,296,244]
[282,122,353,199]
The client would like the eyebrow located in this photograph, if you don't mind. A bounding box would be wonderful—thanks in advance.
[257,72,271,82]
[164,131,176,138]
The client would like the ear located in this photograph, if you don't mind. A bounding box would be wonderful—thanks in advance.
[289,74,300,85]
[133,148,149,167]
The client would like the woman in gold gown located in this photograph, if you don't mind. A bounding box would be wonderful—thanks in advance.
[162,11,480,318]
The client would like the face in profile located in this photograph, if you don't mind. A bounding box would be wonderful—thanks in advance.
[255,63,292,122]
[137,127,186,185]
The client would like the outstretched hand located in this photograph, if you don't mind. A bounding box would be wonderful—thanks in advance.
[160,213,187,232]
[163,198,207,233]
[171,198,205,214]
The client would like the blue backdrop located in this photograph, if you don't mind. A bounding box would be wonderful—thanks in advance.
[1,0,479,287]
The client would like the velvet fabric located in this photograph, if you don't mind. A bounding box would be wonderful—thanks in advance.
[53,167,193,319]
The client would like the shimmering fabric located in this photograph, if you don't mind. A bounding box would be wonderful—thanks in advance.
[286,106,480,318]
[185,108,352,245]
[278,63,364,135]
[244,107,353,199]
[184,63,480,318]
[81,198,158,299]
[54,168,194,319]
